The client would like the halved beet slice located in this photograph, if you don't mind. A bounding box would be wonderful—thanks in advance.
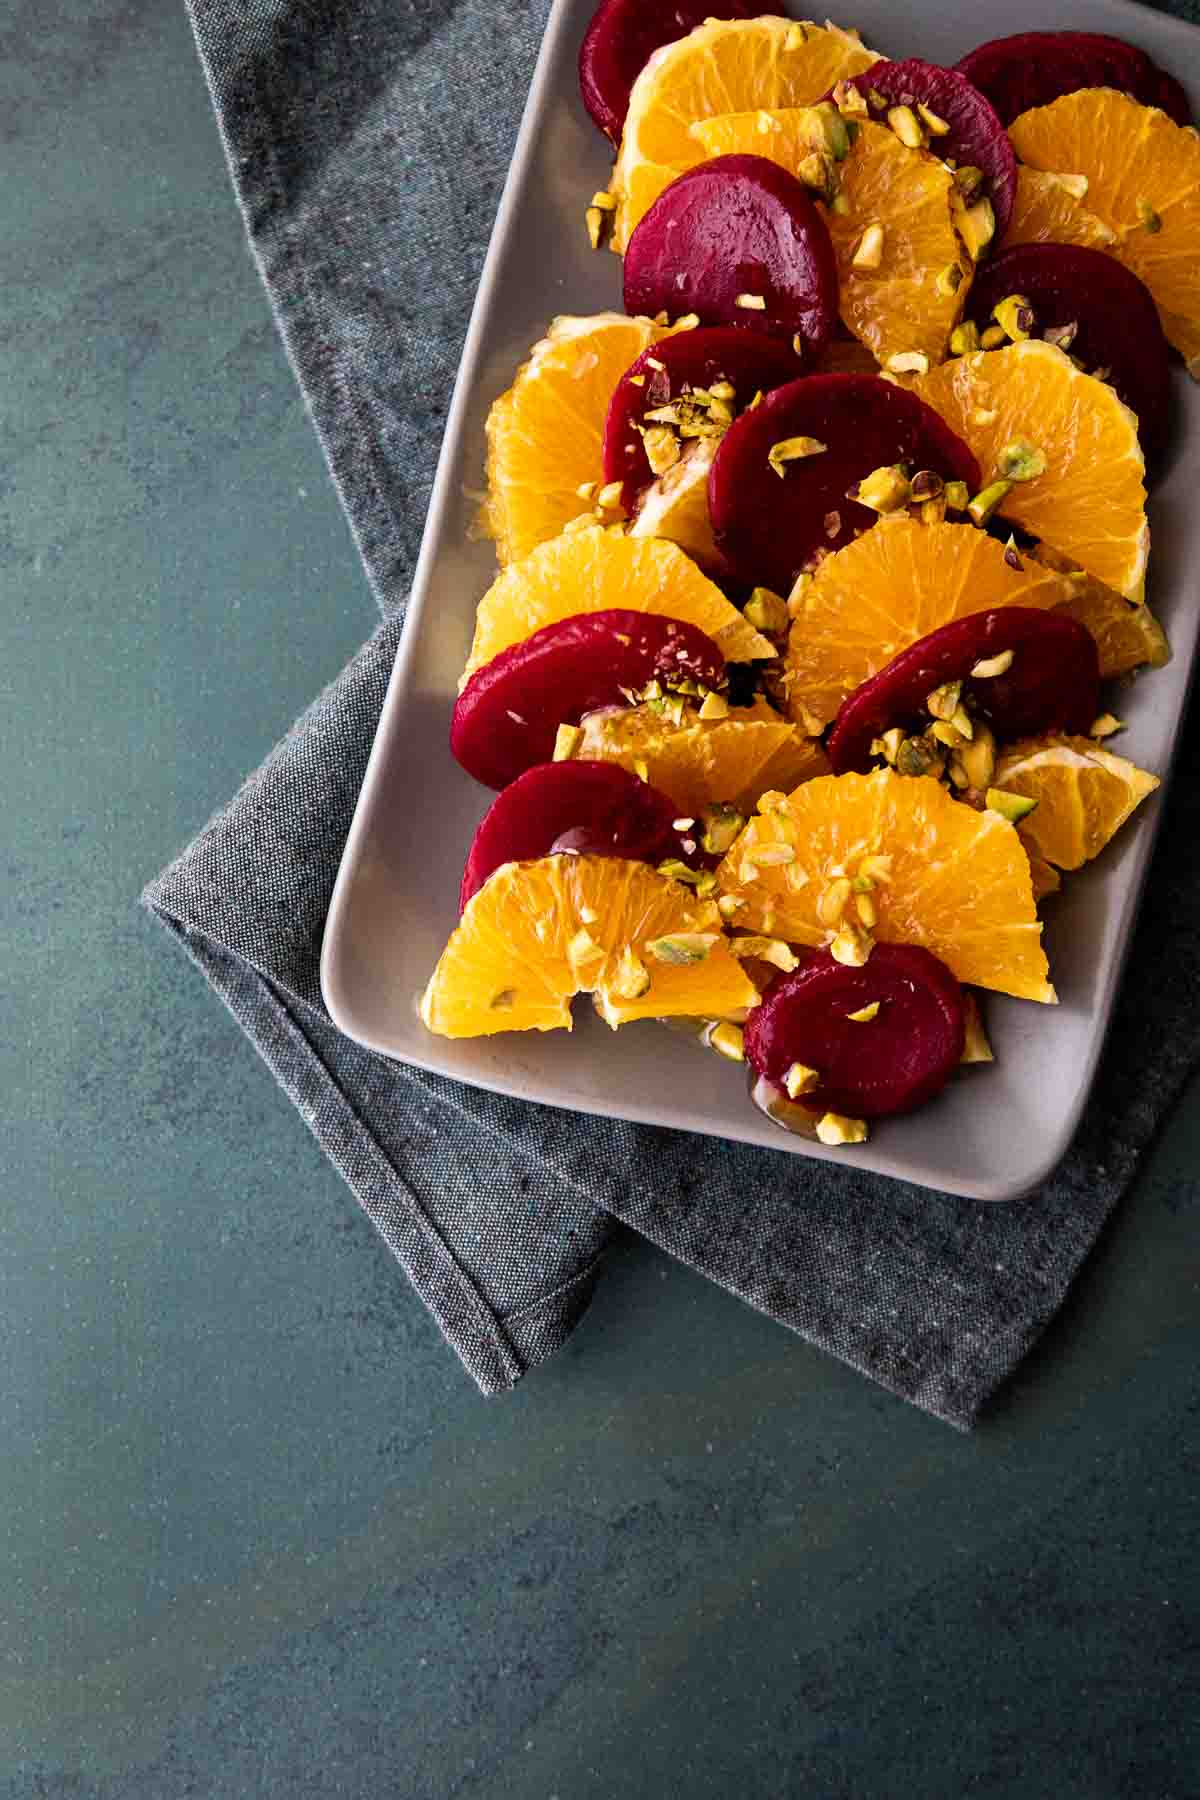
[602,326,802,511]
[744,944,966,1119]
[965,244,1173,462]
[836,59,1016,240]
[826,608,1100,775]
[622,155,839,356]
[955,32,1191,128]
[458,761,689,908]
[451,609,725,789]
[708,373,979,593]
[579,0,784,144]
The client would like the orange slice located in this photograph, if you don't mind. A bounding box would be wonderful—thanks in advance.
[906,340,1148,599]
[999,167,1118,255]
[483,313,662,566]
[420,855,758,1036]
[461,525,775,684]
[1009,88,1200,362]
[611,16,880,251]
[1032,545,1171,678]
[715,768,1054,1002]
[564,697,830,814]
[782,516,1071,729]
[991,735,1160,871]
[627,438,721,569]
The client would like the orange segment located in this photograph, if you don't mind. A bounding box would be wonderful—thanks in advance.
[782,516,1071,729]
[992,735,1160,871]
[823,121,972,366]
[483,313,662,565]
[461,526,775,685]
[1032,545,1171,678]
[715,768,1054,1002]
[999,167,1118,254]
[566,698,830,814]
[611,16,880,250]
[906,341,1148,599]
[627,439,721,569]
[420,856,758,1036]
[1009,89,1200,361]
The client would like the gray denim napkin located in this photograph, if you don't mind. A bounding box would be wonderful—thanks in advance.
[148,0,1200,1427]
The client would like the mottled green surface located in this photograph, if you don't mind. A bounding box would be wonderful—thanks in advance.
[2,3,1197,1794]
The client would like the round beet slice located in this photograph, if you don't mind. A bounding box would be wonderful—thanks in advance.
[578,0,784,144]
[955,32,1191,128]
[623,155,839,356]
[458,761,689,908]
[451,609,726,789]
[826,608,1100,775]
[708,373,979,593]
[837,59,1016,239]
[965,244,1173,462]
[602,326,802,510]
[744,944,966,1119]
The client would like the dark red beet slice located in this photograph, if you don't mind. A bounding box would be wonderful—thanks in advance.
[708,373,979,594]
[965,244,1173,463]
[744,944,966,1119]
[579,0,784,144]
[451,609,725,789]
[623,155,839,356]
[955,32,1191,128]
[837,59,1016,240]
[458,761,689,908]
[602,326,802,510]
[826,608,1100,775]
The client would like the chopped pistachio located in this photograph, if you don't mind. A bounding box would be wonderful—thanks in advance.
[735,292,767,311]
[784,20,809,47]
[832,79,868,117]
[855,463,911,514]
[957,721,997,791]
[953,164,985,203]
[887,103,925,148]
[786,570,813,616]
[993,293,1035,341]
[1042,320,1078,352]
[610,946,651,1001]
[796,150,838,203]
[596,481,626,514]
[979,325,1006,350]
[995,439,1046,482]
[489,989,516,1010]
[729,936,800,973]
[590,188,617,210]
[697,690,730,722]
[930,720,965,749]
[643,425,680,476]
[846,1000,881,1022]
[1137,198,1162,233]
[644,932,718,965]
[672,817,695,832]
[628,374,646,387]
[960,991,994,1064]
[700,803,746,856]
[950,705,974,741]
[935,261,964,298]
[706,1021,745,1061]
[831,920,872,966]
[985,787,1038,823]
[852,223,885,269]
[553,722,582,761]
[949,320,981,356]
[767,435,828,479]
[816,1111,868,1146]
[709,378,736,402]
[717,894,745,921]
[886,349,931,375]
[909,469,944,502]
[744,585,790,634]
[1050,171,1089,199]
[958,196,996,261]
[944,479,970,512]
[966,478,1014,526]
[855,891,877,929]
[817,875,853,926]
[585,206,604,250]
[742,841,796,867]
[673,312,701,331]
[970,649,1014,679]
[916,101,950,136]
[896,734,945,779]
[784,1062,822,1099]
[927,679,963,721]
[657,858,703,887]
[858,853,893,885]
[633,757,649,781]
[575,480,598,501]
[871,726,905,766]
[1090,712,1123,738]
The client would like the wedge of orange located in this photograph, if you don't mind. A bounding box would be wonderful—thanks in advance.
[564,697,830,815]
[906,341,1149,600]
[1033,545,1171,678]
[461,525,775,684]
[482,313,662,566]
[715,768,1055,1002]
[626,438,721,569]
[782,516,1071,730]
[611,16,880,250]
[420,856,758,1036]
[992,735,1160,871]
[999,167,1118,255]
[1009,88,1200,362]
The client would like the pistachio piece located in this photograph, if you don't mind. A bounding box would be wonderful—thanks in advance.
[935,262,964,298]
[643,425,680,475]
[832,79,868,118]
[817,875,852,926]
[993,293,1035,341]
[585,206,605,250]
[885,350,930,375]
[596,479,625,512]
[887,104,925,149]
[706,1021,745,1061]
[995,439,1046,483]
[1049,171,1088,199]
[855,463,911,514]
[895,735,945,779]
[953,165,985,204]
[716,894,745,920]
[852,223,885,269]
[858,854,893,885]
[949,320,981,356]
[553,723,582,760]
[591,189,617,211]
[786,570,813,616]
[767,436,828,478]
[926,679,963,721]
[742,842,796,867]
[830,921,873,966]
[609,946,651,1000]
[957,197,995,261]
[743,585,790,634]
[735,292,767,311]
[957,720,996,791]
[700,803,746,857]
[784,20,808,47]
[1090,712,1123,739]
[960,992,994,1063]
[729,936,800,972]
[644,932,718,965]
[917,102,950,136]
[966,478,1014,526]
[846,1000,880,1022]
[944,479,970,512]
[575,480,598,502]
[985,788,1038,824]
[816,1111,869,1145]
[697,690,730,722]
[784,1062,822,1099]
[871,726,905,766]
[930,720,965,749]
[673,312,701,331]
[854,891,877,929]
[979,325,1006,350]
[811,100,852,161]
[1042,320,1078,352]
[970,649,1014,679]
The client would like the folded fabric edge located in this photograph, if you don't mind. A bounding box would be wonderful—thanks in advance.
[141,899,605,1395]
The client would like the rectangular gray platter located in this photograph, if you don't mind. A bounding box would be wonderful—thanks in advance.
[321,0,1200,1201]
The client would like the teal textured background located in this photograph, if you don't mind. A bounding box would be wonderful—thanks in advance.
[2,2,1197,1792]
